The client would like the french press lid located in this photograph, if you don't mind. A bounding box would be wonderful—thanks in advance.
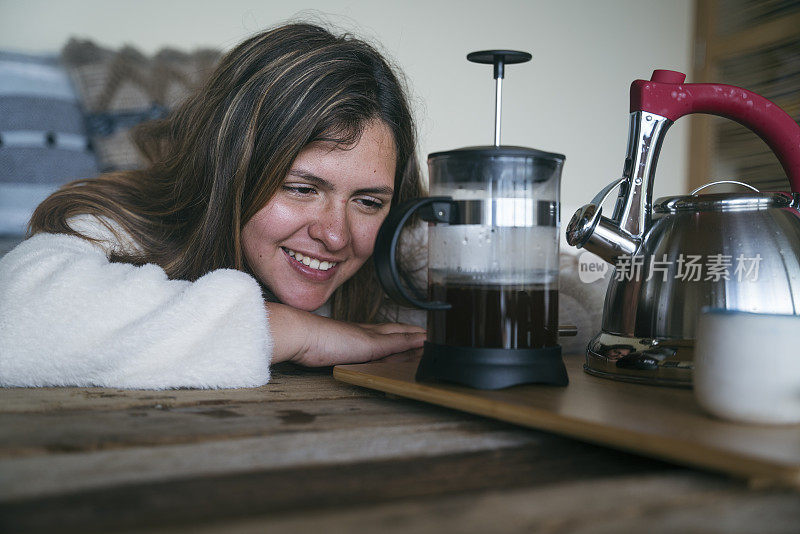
[429,50,565,182]
[428,145,565,186]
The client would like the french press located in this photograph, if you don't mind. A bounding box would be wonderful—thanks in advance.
[374,50,569,389]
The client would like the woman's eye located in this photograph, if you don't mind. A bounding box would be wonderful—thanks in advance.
[356,197,384,211]
[283,185,316,196]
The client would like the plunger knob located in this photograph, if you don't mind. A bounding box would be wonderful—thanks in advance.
[467,50,532,79]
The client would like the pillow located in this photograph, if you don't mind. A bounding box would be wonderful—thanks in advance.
[60,39,221,172]
[0,51,99,236]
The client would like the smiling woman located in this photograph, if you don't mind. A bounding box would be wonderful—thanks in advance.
[0,23,427,388]
[243,120,398,312]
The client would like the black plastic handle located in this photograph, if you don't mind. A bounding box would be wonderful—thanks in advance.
[374,196,456,310]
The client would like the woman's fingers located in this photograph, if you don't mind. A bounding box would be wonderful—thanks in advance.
[295,322,425,366]
[368,330,426,361]
[363,322,426,335]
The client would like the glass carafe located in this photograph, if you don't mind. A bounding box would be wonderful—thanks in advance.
[374,145,567,389]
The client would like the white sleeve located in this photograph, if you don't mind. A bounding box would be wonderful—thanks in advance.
[0,232,272,389]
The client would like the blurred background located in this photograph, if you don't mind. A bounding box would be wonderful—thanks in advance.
[0,0,797,245]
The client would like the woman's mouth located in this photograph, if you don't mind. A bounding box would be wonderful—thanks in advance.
[282,247,340,281]
[282,247,338,270]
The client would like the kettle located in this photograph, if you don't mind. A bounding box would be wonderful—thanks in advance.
[565,69,800,388]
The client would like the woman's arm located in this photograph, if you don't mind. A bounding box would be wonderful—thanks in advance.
[266,302,425,366]
[0,232,271,389]
[0,232,425,389]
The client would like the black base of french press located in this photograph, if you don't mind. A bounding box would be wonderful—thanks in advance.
[415,342,569,390]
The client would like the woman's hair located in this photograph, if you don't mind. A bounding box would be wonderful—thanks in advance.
[29,22,425,323]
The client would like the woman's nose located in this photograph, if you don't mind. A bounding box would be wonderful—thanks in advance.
[308,200,351,251]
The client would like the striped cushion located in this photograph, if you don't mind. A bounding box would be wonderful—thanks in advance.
[0,51,99,235]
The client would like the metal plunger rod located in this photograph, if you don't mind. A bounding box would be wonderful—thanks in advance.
[466,50,532,148]
[494,76,503,147]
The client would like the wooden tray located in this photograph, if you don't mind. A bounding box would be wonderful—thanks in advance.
[334,351,800,489]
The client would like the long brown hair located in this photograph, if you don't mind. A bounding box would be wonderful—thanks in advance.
[29,23,425,322]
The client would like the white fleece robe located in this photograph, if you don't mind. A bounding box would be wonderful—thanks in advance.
[0,215,272,389]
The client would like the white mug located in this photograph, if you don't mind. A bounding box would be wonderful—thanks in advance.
[694,309,800,425]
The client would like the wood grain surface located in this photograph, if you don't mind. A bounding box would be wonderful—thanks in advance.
[334,351,800,489]
[2,361,798,533]
[148,473,800,534]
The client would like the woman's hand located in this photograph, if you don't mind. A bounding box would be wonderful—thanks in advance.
[267,302,426,366]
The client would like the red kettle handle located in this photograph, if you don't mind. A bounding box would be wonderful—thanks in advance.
[631,70,800,193]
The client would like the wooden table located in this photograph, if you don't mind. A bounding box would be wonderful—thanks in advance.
[1,360,799,533]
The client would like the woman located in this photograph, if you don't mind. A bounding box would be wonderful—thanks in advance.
[0,23,427,389]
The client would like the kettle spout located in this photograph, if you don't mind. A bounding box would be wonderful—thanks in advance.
[566,203,638,264]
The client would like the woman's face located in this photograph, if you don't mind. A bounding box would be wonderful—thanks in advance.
[242,120,397,311]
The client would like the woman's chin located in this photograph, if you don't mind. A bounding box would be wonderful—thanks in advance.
[278,293,329,312]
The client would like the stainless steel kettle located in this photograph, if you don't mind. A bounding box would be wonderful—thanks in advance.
[565,69,800,388]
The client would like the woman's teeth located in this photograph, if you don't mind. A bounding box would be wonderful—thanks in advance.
[284,248,337,271]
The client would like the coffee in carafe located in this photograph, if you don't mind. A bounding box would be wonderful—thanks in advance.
[428,283,558,349]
